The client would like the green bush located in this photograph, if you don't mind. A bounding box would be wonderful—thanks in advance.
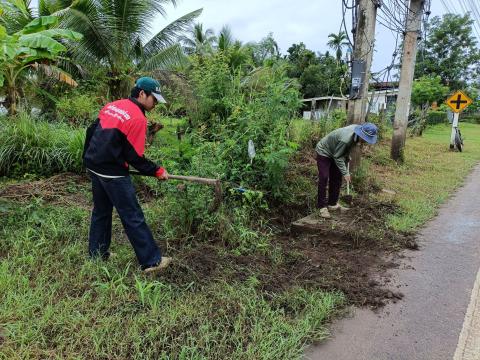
[295,109,347,150]
[366,112,390,141]
[462,113,480,124]
[56,93,100,127]
[188,54,302,199]
[0,113,85,177]
[427,110,448,125]
[136,57,304,242]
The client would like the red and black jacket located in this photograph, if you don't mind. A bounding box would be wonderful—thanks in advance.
[83,97,164,177]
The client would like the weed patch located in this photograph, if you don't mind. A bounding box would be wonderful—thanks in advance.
[0,197,344,359]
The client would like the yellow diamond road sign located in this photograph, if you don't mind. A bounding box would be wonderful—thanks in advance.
[446,90,473,113]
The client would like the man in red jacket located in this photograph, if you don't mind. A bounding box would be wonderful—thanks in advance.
[83,77,171,273]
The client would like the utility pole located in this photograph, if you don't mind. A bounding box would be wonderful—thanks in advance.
[391,0,424,162]
[347,0,379,171]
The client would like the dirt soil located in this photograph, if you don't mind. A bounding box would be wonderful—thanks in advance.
[164,231,406,308]
[159,194,416,308]
[0,172,416,308]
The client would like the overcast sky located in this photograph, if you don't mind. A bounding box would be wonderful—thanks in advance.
[28,0,476,72]
[152,0,452,72]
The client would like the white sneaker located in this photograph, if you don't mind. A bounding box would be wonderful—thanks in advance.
[328,204,350,213]
[143,257,173,273]
[316,207,331,219]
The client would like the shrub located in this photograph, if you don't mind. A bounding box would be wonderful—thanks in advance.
[366,112,389,141]
[408,108,428,137]
[296,109,347,150]
[0,113,85,177]
[56,93,100,127]
[462,113,480,124]
[188,53,235,130]
[188,55,302,199]
[427,110,448,125]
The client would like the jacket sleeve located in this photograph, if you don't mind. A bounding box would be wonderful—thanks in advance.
[122,117,160,176]
[332,142,349,176]
[83,118,99,161]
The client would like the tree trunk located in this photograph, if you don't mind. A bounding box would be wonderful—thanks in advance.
[390,0,424,162]
[107,72,134,100]
[6,84,17,116]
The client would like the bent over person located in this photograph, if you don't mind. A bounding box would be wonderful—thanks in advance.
[315,122,378,219]
[83,77,172,273]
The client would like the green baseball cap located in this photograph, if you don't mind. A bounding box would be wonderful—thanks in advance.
[135,76,166,103]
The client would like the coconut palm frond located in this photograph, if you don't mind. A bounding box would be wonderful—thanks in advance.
[217,25,234,51]
[139,44,186,71]
[143,8,202,57]
[178,22,216,55]
[1,0,34,33]
[60,3,116,67]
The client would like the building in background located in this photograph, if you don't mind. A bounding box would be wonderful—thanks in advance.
[302,96,348,120]
[301,82,399,120]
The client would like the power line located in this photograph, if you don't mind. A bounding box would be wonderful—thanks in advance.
[464,0,480,39]
[341,0,355,47]
[439,0,480,39]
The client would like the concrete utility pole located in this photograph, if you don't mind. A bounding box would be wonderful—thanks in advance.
[347,0,379,171]
[390,0,424,162]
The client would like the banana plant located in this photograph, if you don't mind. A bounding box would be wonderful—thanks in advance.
[0,15,82,115]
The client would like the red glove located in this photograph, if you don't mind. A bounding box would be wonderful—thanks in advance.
[155,167,168,180]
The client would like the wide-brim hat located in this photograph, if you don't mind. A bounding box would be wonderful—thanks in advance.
[354,122,378,144]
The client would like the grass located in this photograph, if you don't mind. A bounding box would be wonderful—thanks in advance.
[0,203,343,359]
[369,122,480,232]
[0,113,85,178]
[2,119,480,359]
[0,116,344,359]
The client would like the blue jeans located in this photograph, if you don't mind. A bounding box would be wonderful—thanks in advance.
[88,173,161,268]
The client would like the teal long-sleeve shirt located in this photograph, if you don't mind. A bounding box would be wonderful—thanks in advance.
[315,124,358,176]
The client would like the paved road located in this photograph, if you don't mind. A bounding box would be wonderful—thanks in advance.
[306,165,480,360]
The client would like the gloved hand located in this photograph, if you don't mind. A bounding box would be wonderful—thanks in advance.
[155,167,169,180]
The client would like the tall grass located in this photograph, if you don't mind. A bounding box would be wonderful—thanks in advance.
[0,203,344,359]
[0,113,85,177]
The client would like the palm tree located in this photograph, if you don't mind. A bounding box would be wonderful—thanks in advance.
[327,31,349,65]
[178,22,216,56]
[249,33,280,66]
[217,25,234,51]
[0,0,35,34]
[40,0,202,99]
[213,25,252,71]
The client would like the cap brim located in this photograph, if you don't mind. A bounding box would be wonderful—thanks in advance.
[152,92,166,104]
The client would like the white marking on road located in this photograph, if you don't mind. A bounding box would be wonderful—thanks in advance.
[454,266,480,360]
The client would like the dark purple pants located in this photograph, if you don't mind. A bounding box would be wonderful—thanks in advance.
[317,154,342,209]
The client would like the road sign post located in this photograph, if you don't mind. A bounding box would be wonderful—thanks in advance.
[450,112,460,149]
[445,91,473,151]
